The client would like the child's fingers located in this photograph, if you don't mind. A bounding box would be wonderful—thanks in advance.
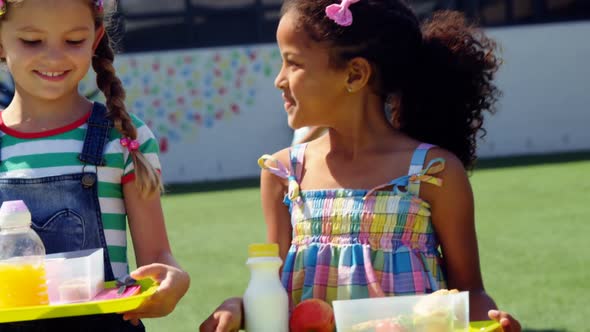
[199,315,217,332]
[488,310,521,332]
[502,315,521,332]
[199,298,243,332]
[488,309,501,320]
[123,290,177,320]
[122,298,165,319]
[215,317,234,332]
[130,263,167,282]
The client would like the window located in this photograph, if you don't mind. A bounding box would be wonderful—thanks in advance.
[115,0,281,53]
[411,0,590,26]
[543,0,590,22]
[113,0,590,53]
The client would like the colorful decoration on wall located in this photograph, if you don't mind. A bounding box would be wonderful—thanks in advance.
[1,46,281,154]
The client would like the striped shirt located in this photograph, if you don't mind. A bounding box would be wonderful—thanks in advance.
[0,111,161,278]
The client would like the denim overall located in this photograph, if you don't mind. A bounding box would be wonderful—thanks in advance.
[0,103,144,331]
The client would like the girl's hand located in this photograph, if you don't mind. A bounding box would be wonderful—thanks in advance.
[199,297,243,332]
[122,263,190,324]
[488,309,521,332]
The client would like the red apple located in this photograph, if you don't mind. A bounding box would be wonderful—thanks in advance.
[289,299,335,332]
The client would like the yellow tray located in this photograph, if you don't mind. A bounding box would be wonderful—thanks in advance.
[0,279,157,323]
[469,320,502,332]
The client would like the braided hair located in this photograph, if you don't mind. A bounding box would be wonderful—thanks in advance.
[92,1,162,197]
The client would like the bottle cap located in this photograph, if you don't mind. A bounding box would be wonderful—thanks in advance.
[248,243,279,258]
[0,200,32,229]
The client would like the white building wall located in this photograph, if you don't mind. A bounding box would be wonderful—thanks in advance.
[479,21,590,157]
[0,22,587,183]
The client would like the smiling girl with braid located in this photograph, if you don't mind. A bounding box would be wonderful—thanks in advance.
[0,0,189,330]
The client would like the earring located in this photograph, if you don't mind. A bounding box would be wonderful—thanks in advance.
[347,86,353,93]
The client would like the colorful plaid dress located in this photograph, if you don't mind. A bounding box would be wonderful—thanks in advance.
[259,143,447,309]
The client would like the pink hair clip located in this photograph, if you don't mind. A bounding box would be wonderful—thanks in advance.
[0,0,7,17]
[95,0,104,12]
[120,137,140,152]
[325,0,360,27]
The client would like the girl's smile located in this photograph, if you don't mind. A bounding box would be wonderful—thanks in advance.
[281,92,295,112]
[33,70,70,82]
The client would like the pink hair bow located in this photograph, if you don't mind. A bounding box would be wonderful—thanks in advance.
[120,137,140,152]
[325,0,360,27]
[0,0,7,17]
[95,0,104,12]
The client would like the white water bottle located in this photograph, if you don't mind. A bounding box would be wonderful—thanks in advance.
[243,243,288,332]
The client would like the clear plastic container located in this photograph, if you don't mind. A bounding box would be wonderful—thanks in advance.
[333,291,469,332]
[243,243,289,332]
[0,200,49,308]
[44,248,105,304]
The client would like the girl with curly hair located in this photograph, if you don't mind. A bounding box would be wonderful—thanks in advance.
[201,0,520,331]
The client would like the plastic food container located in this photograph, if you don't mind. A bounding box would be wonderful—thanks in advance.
[44,249,105,304]
[333,291,469,332]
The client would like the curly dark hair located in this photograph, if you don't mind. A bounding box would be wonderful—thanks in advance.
[281,0,502,169]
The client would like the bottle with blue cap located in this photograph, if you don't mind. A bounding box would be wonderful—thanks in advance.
[243,243,288,332]
[0,200,49,308]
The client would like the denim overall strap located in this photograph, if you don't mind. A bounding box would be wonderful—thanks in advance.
[79,102,113,166]
[76,102,117,282]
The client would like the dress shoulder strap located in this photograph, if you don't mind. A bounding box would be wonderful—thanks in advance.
[257,143,308,206]
[364,143,445,199]
[407,143,435,196]
[289,143,307,183]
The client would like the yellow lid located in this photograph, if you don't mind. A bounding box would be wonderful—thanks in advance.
[248,243,279,258]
